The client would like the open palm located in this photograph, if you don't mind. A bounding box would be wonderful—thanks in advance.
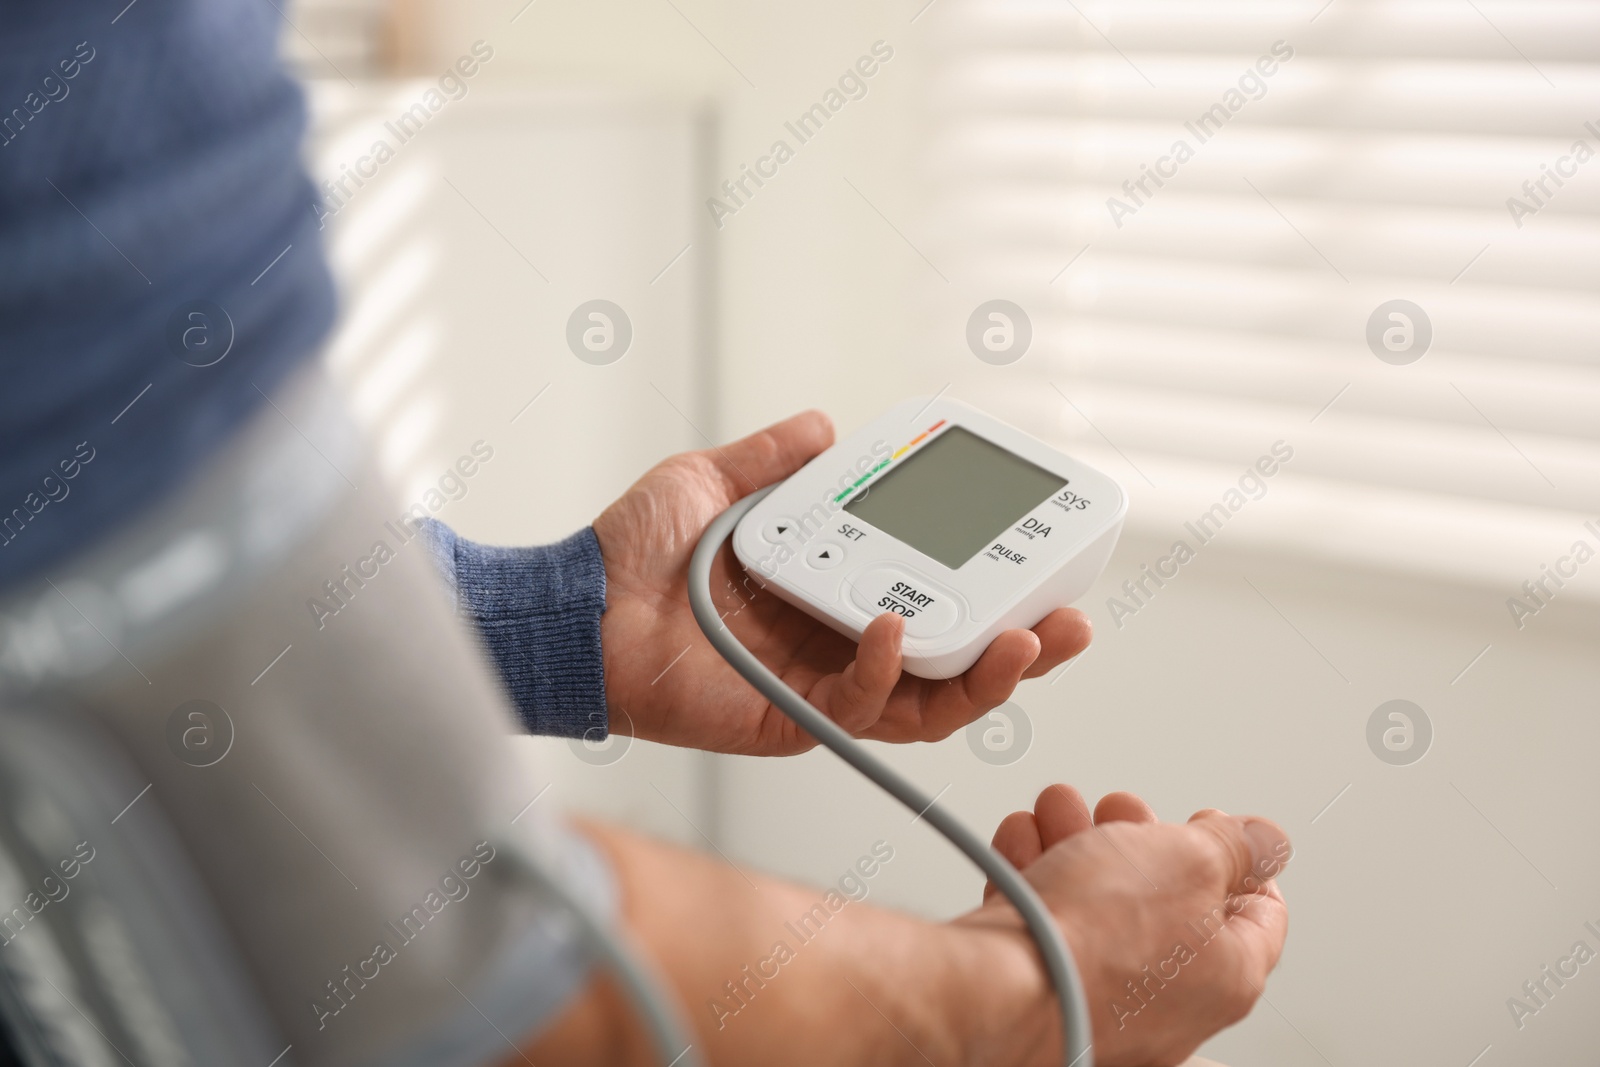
[968,785,1290,1067]
[592,410,1093,756]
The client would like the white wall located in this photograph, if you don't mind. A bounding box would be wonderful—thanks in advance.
[394,0,926,431]
[323,3,1600,1064]
[715,531,1600,1065]
[308,82,723,846]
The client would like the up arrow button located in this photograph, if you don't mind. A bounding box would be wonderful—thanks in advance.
[761,516,800,544]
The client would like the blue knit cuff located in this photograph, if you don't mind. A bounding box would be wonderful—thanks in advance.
[418,520,608,740]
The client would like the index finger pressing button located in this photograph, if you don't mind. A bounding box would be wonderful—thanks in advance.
[848,566,961,639]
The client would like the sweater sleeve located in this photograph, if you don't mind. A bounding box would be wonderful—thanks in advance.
[417,519,609,740]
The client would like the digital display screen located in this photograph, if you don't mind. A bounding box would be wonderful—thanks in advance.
[843,425,1067,569]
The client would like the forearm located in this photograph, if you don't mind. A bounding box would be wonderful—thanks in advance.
[520,821,1046,1067]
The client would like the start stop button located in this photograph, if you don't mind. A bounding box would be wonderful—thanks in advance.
[847,566,961,639]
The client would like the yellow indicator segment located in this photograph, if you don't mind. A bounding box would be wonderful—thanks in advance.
[833,418,947,503]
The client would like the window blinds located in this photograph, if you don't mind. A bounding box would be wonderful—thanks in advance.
[922,0,1600,596]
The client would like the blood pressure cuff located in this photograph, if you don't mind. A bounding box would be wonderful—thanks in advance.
[0,367,613,1067]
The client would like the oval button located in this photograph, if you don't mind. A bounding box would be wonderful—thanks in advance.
[848,566,960,639]
[807,542,845,569]
[761,516,800,544]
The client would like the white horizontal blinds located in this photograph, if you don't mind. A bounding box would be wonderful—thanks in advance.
[922,0,1600,593]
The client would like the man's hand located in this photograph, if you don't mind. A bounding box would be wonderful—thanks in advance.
[526,793,1288,1067]
[960,785,1291,1067]
[591,410,1092,755]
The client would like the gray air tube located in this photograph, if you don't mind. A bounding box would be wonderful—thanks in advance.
[688,487,1095,1067]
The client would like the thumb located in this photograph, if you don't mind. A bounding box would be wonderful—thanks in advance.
[1188,813,1292,895]
[707,410,835,496]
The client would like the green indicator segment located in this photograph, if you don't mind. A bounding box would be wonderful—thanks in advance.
[832,418,949,504]
[833,458,893,503]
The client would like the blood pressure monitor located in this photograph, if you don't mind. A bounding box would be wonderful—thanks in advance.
[733,396,1127,679]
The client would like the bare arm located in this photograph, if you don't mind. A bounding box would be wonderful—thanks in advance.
[525,821,1016,1066]
[516,795,1291,1067]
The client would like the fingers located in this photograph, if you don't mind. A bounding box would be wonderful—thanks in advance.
[1020,609,1093,679]
[708,410,835,496]
[956,628,1042,712]
[941,612,1082,731]
[990,784,1124,897]
[986,786,1089,901]
[813,613,903,734]
[985,811,1044,901]
[1094,791,1157,825]
[1187,812,1293,896]
[1227,886,1292,972]
[832,613,1042,745]
[827,610,1082,744]
[1034,784,1095,846]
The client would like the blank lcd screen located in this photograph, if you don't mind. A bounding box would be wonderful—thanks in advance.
[843,426,1066,569]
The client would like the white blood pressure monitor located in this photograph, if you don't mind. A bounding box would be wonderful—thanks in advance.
[733,397,1127,679]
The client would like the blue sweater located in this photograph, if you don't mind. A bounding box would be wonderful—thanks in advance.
[0,3,607,738]
[419,522,609,739]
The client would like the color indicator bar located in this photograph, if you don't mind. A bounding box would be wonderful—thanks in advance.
[833,418,947,503]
